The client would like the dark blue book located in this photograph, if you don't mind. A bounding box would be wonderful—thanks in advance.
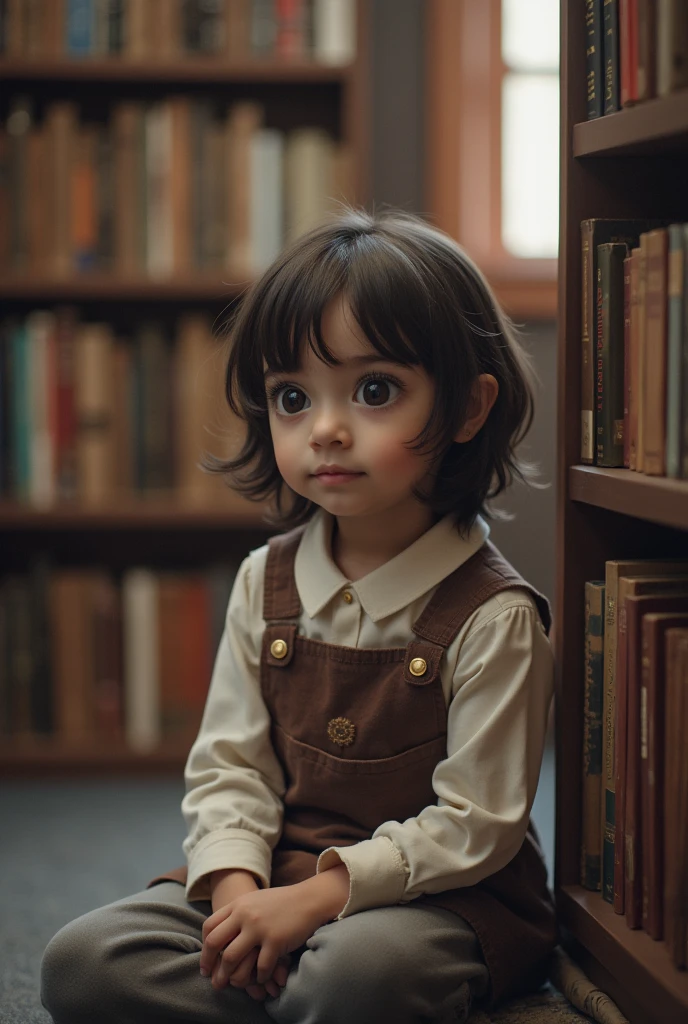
[586,0,604,119]
[603,0,620,113]
[66,0,94,56]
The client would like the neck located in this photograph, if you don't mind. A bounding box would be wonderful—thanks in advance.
[331,501,436,581]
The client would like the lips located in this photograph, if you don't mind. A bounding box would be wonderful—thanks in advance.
[313,464,361,476]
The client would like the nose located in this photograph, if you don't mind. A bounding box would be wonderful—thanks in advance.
[308,405,352,450]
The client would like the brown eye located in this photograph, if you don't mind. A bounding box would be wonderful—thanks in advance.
[355,378,399,407]
[277,387,309,415]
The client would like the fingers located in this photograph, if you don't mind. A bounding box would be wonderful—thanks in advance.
[200,916,241,977]
[228,949,258,990]
[264,979,281,998]
[273,959,289,988]
[245,983,267,1002]
[255,945,279,986]
[212,933,256,990]
[201,903,233,943]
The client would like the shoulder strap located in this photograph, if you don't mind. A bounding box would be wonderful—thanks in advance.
[412,540,552,648]
[263,525,307,622]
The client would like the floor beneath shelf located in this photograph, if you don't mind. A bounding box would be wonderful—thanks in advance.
[1,742,589,1024]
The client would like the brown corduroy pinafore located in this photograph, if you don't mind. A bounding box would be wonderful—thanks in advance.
[153,527,558,1007]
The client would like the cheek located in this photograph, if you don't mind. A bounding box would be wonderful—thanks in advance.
[365,432,427,476]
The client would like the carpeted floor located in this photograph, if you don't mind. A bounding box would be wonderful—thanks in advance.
[0,744,607,1024]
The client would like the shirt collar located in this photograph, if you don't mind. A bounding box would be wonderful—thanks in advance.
[294,509,490,623]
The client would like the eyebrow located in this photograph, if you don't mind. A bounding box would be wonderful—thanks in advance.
[263,354,398,379]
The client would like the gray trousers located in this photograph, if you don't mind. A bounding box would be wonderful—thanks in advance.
[40,881,490,1024]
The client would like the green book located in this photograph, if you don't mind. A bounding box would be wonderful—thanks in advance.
[596,242,628,467]
[581,581,605,891]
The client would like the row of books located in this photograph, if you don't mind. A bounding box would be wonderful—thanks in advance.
[0,0,355,64]
[581,561,688,970]
[0,562,238,751]
[585,0,688,119]
[0,310,238,506]
[580,219,688,477]
[2,95,349,278]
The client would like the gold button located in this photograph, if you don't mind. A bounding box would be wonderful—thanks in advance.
[327,717,356,746]
[409,657,427,677]
[342,590,353,604]
[270,639,288,659]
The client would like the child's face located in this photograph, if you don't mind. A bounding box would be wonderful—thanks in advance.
[264,297,437,521]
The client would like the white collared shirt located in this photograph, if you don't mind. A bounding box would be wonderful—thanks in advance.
[181,510,554,915]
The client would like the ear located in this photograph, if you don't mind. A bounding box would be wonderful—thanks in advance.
[455,374,499,443]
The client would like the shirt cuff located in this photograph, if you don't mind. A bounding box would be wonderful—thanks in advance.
[185,829,273,902]
[316,836,408,917]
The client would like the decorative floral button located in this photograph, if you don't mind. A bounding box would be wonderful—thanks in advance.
[409,657,427,677]
[270,639,288,659]
[327,716,356,746]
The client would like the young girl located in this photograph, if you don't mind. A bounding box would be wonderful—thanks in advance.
[41,209,557,1024]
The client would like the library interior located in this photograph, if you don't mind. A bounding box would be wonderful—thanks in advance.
[2,2,688,1022]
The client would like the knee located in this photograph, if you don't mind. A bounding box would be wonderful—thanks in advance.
[281,912,417,1024]
[41,911,108,1024]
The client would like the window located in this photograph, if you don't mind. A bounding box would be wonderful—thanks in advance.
[426,0,559,317]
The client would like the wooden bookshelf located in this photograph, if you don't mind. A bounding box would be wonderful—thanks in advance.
[0,58,354,84]
[0,1,369,775]
[0,498,267,530]
[557,5,688,1023]
[1,274,251,302]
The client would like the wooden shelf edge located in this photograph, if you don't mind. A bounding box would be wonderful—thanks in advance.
[573,89,688,157]
[0,738,190,775]
[569,465,688,530]
[557,886,688,1020]
[0,499,270,530]
[0,274,251,302]
[0,57,353,84]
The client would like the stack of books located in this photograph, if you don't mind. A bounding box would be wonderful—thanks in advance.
[0,311,240,507]
[0,560,238,752]
[0,0,356,65]
[581,562,688,970]
[585,0,688,118]
[1,95,349,279]
[579,219,688,479]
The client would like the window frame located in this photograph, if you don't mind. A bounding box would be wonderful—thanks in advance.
[426,0,558,319]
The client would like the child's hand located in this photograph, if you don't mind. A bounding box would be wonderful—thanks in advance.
[215,948,290,1001]
[200,865,349,993]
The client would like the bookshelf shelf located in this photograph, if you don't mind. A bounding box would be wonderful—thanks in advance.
[573,89,688,157]
[557,5,688,1021]
[0,58,353,85]
[1,274,251,303]
[0,737,191,777]
[0,498,267,530]
[569,466,688,531]
[558,887,688,1020]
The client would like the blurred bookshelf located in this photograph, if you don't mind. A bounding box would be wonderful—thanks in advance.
[0,0,368,775]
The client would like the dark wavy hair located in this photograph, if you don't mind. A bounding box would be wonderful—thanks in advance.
[208,208,538,532]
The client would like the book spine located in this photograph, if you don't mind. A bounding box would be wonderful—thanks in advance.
[586,0,605,118]
[682,223,688,478]
[596,242,627,467]
[657,0,688,96]
[602,563,619,904]
[623,254,632,467]
[581,581,605,890]
[613,584,629,913]
[581,221,596,462]
[54,307,78,500]
[619,0,638,106]
[636,0,657,99]
[123,569,160,752]
[643,228,669,475]
[603,0,621,112]
[625,597,644,928]
[628,247,641,470]
[666,225,685,478]
[66,0,93,54]
[636,234,649,471]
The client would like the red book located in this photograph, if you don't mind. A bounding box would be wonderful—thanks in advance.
[624,592,688,929]
[275,0,305,58]
[620,0,639,106]
[641,612,688,939]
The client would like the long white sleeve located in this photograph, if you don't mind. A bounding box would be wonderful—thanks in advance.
[181,555,286,902]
